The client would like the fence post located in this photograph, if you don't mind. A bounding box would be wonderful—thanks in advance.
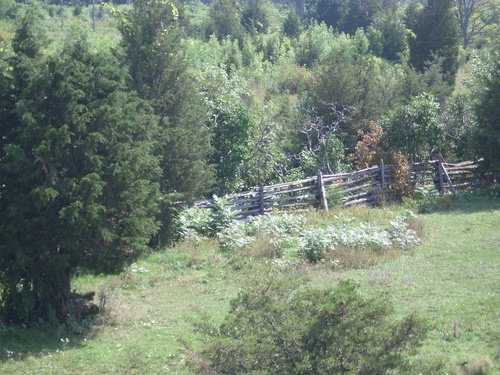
[438,160,445,196]
[259,183,265,215]
[380,159,386,190]
[317,171,329,212]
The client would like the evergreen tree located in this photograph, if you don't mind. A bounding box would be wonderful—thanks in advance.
[206,0,245,44]
[306,30,381,152]
[115,0,215,244]
[473,44,500,172]
[407,0,460,86]
[313,0,383,35]
[341,0,376,35]
[367,7,408,61]
[282,7,302,38]
[314,0,348,31]
[0,13,161,324]
[242,0,269,35]
[194,277,428,374]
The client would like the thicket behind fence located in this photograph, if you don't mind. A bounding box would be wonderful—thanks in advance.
[196,159,492,219]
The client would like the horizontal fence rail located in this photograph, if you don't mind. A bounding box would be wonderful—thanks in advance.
[195,159,492,219]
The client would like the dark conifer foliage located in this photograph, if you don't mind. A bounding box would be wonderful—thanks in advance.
[313,0,383,35]
[0,10,161,324]
[206,0,245,42]
[474,44,500,172]
[282,7,302,38]
[242,0,269,34]
[195,277,428,374]
[407,0,460,86]
[116,0,215,245]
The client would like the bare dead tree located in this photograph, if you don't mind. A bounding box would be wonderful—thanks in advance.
[297,102,356,174]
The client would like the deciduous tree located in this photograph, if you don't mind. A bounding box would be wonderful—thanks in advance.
[380,93,444,162]
[455,0,500,48]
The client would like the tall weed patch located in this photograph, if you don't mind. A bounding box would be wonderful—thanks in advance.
[179,201,422,268]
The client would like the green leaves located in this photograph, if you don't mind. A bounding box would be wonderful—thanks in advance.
[194,276,428,374]
[0,19,161,324]
[380,93,444,162]
[407,0,460,86]
[211,103,254,194]
[472,43,500,172]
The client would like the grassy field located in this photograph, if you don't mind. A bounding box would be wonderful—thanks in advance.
[1,192,499,374]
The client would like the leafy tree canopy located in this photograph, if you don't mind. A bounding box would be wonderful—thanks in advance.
[380,92,444,162]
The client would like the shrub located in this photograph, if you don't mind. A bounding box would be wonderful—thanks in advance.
[299,227,334,262]
[351,121,385,169]
[404,186,440,213]
[297,216,419,263]
[389,151,415,200]
[461,355,494,375]
[177,195,237,240]
[179,205,421,264]
[326,187,344,207]
[177,206,214,241]
[210,195,237,234]
[73,5,82,17]
[219,213,305,256]
[190,276,429,374]
[217,220,255,252]
[249,213,305,254]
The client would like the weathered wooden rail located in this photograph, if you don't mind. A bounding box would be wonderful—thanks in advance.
[195,159,491,219]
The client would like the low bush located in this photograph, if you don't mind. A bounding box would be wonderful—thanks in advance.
[461,355,494,375]
[216,212,306,255]
[178,195,237,240]
[190,275,429,374]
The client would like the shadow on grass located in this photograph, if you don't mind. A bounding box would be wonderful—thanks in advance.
[0,322,92,362]
[416,189,500,215]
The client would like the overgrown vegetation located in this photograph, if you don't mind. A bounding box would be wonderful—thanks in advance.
[0,0,499,359]
[0,193,498,374]
[178,199,422,264]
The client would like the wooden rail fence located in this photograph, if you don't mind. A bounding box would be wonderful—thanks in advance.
[195,159,491,219]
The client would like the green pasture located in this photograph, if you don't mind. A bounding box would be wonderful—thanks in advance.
[1,193,499,374]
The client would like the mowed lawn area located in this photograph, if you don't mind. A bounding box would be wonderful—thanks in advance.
[1,193,499,374]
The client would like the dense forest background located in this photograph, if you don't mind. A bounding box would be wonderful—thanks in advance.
[0,0,499,324]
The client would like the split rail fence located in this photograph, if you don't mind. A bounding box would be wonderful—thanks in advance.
[196,159,492,219]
